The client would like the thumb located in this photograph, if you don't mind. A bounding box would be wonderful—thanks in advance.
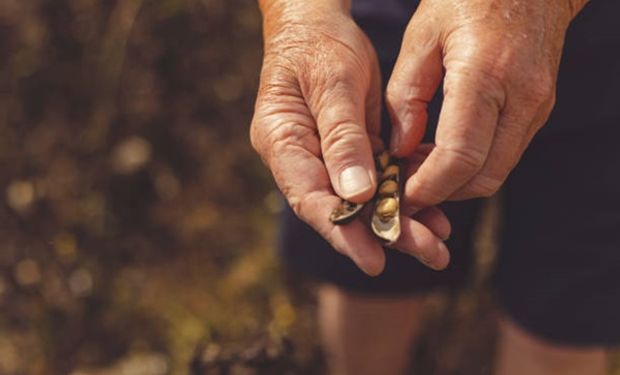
[313,81,377,203]
[386,17,443,157]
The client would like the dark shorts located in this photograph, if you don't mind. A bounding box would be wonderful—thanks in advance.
[278,2,620,346]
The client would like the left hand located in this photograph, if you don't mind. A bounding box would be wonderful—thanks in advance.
[386,0,589,208]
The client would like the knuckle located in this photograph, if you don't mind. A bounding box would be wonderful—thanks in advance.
[477,74,507,112]
[287,194,303,217]
[528,73,555,104]
[295,193,314,219]
[253,117,319,166]
[320,120,364,157]
[385,76,410,103]
[384,82,400,107]
[405,176,446,207]
[259,81,297,103]
[250,116,284,161]
[287,191,318,223]
[257,70,300,105]
[441,145,486,173]
[476,71,507,111]
[467,173,504,198]
[301,53,358,93]
[269,123,314,155]
[267,120,297,144]
[403,23,437,52]
[444,63,507,112]
[322,74,359,102]
[513,69,556,113]
[385,83,428,116]
[310,79,362,120]
[328,60,356,83]
[251,72,305,159]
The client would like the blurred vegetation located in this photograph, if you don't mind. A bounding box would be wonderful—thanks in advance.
[0,0,294,373]
[0,1,618,374]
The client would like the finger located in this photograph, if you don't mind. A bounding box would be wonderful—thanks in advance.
[450,93,554,200]
[404,64,506,208]
[385,14,443,157]
[403,143,435,177]
[366,49,384,153]
[269,127,386,276]
[391,217,450,270]
[308,77,377,203]
[413,206,451,241]
[400,143,433,215]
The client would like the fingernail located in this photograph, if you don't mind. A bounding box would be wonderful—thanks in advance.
[339,166,372,199]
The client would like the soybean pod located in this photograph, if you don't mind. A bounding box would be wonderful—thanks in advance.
[329,151,402,245]
[371,153,401,244]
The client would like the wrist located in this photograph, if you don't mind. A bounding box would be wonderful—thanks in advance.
[259,0,351,17]
[259,0,351,38]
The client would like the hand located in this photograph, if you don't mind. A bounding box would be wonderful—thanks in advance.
[386,0,589,208]
[251,3,451,275]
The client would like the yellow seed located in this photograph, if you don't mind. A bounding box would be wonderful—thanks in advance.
[375,197,398,218]
[382,165,399,180]
[376,151,390,170]
[378,180,398,196]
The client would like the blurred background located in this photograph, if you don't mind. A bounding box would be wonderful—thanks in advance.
[0,1,618,374]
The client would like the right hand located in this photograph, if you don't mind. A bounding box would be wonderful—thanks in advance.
[251,3,451,275]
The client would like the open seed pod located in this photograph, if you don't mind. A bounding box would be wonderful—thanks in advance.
[329,151,401,245]
[329,200,366,224]
[371,160,401,244]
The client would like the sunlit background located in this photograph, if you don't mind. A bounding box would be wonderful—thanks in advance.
[0,1,618,374]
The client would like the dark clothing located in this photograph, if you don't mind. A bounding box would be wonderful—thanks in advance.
[279,1,620,346]
[351,0,415,25]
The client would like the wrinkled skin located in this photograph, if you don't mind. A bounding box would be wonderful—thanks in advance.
[251,0,587,275]
[388,0,587,208]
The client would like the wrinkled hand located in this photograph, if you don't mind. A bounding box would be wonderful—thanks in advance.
[387,0,588,208]
[251,3,451,275]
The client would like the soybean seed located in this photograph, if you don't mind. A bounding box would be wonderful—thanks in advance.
[378,180,398,196]
[382,165,399,180]
[375,197,398,219]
